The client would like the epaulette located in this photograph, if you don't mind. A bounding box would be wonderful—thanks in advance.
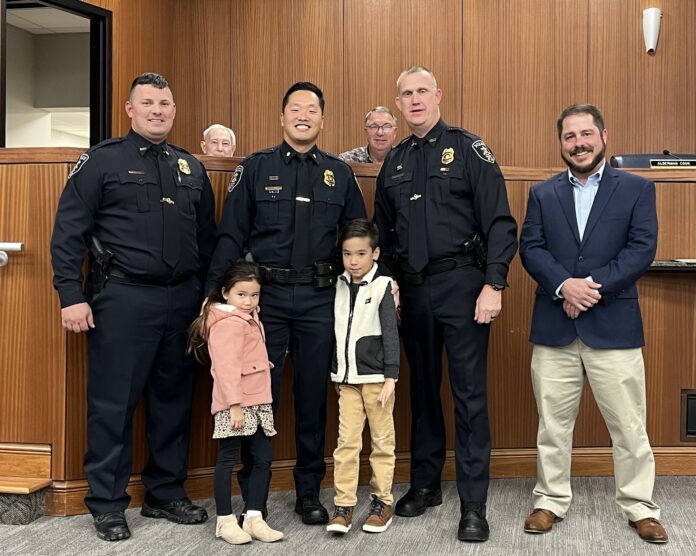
[89,136,126,152]
[396,135,412,147]
[245,146,276,160]
[167,142,191,155]
[447,126,479,142]
[323,150,352,168]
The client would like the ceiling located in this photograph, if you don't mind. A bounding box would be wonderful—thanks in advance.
[6,7,90,34]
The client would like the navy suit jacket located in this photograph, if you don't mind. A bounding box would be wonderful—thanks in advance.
[519,166,657,349]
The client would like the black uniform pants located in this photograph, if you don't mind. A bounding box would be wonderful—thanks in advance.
[400,265,491,503]
[84,277,200,516]
[214,429,272,516]
[238,283,334,501]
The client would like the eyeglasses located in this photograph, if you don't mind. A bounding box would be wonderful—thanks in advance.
[365,124,396,133]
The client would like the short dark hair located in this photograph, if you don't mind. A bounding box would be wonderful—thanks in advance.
[282,82,325,113]
[340,219,379,250]
[129,72,169,96]
[557,104,605,139]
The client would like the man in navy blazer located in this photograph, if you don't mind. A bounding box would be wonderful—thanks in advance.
[519,104,667,543]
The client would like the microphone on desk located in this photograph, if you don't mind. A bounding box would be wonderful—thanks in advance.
[662,149,682,160]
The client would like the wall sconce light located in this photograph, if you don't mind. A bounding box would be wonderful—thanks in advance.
[642,8,662,54]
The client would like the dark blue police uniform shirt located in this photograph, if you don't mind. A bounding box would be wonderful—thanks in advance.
[51,129,217,308]
[374,119,517,285]
[207,141,366,291]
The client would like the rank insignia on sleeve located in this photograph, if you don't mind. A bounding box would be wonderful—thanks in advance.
[68,153,90,179]
[177,158,191,174]
[228,165,244,192]
[324,169,336,187]
[441,147,455,164]
[472,140,495,163]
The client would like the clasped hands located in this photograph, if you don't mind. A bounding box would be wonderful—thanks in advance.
[561,278,602,319]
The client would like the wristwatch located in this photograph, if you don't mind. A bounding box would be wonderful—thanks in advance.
[487,282,506,291]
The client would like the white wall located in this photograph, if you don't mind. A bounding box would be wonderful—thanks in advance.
[5,24,89,148]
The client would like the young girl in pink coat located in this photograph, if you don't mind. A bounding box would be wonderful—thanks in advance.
[188,261,283,545]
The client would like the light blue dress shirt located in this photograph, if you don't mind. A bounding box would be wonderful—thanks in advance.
[555,161,606,297]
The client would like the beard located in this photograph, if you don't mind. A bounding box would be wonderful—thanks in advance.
[561,141,606,176]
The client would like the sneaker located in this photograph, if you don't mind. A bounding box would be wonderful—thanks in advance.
[326,506,353,533]
[215,514,251,545]
[242,516,284,542]
[362,495,393,533]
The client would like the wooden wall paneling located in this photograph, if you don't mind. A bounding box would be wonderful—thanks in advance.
[84,0,175,138]
[639,273,696,445]
[169,0,234,154]
[343,0,463,154]
[0,164,68,479]
[588,0,696,159]
[463,0,589,168]
[653,182,696,260]
[229,0,344,157]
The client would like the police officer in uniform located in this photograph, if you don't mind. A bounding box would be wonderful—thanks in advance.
[51,73,216,541]
[374,66,517,542]
[206,82,366,524]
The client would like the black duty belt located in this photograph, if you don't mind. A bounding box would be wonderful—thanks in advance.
[260,260,339,288]
[108,267,193,287]
[397,253,477,285]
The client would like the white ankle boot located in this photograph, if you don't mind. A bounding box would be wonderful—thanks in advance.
[242,516,284,542]
[216,514,252,545]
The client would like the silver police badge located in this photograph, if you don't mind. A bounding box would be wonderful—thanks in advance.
[68,153,90,179]
[228,165,244,193]
[472,140,495,163]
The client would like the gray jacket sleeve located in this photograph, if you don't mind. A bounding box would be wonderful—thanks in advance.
[379,281,400,380]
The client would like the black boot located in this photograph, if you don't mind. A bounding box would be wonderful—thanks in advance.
[458,502,489,542]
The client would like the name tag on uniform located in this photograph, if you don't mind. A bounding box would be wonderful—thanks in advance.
[128,170,145,175]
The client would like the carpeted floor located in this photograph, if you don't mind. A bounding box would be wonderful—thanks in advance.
[1,477,693,555]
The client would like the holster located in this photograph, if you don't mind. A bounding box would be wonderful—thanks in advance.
[86,236,114,298]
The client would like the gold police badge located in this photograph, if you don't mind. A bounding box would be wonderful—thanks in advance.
[441,147,455,164]
[324,169,335,187]
[177,158,191,175]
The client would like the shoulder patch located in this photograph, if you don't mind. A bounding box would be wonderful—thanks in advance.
[68,153,90,179]
[228,165,244,193]
[472,140,496,164]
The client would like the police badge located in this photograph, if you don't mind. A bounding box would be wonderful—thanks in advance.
[441,147,455,164]
[472,140,495,163]
[324,169,335,187]
[228,165,244,192]
[177,158,191,174]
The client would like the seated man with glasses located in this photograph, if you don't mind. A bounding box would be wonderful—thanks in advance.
[340,106,398,164]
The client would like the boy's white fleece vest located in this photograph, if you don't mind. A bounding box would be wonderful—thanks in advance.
[332,266,391,384]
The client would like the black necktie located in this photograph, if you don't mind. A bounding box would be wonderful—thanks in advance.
[154,145,181,267]
[290,153,312,271]
[408,138,429,272]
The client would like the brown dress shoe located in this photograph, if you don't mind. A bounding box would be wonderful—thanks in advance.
[629,518,668,543]
[524,508,562,534]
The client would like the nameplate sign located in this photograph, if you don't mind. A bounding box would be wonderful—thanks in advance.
[650,159,696,168]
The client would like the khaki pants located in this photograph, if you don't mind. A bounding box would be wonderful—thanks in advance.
[531,338,660,521]
[333,383,396,507]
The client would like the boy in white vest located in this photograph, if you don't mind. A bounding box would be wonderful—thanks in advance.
[327,219,400,535]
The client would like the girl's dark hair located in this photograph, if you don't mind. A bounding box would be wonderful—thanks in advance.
[187,260,261,362]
